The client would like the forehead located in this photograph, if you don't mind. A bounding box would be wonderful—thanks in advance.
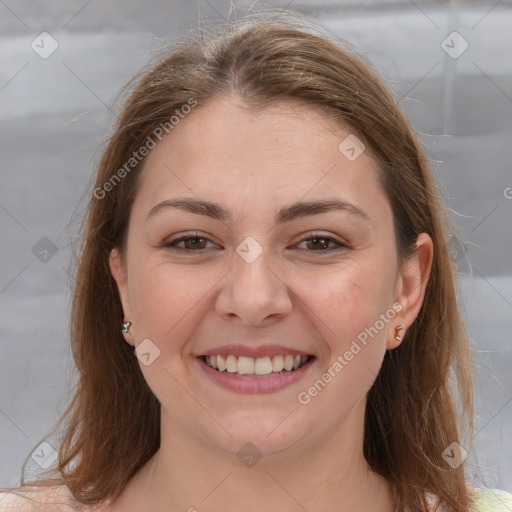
[132,96,388,224]
[154,97,354,161]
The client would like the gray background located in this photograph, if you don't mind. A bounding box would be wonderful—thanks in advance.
[1,0,511,494]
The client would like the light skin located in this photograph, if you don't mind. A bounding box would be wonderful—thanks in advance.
[106,95,433,512]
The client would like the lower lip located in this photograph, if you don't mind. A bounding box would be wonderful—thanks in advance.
[196,357,315,394]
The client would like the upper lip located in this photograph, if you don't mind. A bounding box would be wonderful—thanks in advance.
[198,344,313,359]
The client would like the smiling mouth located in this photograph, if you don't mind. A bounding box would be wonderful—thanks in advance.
[201,354,312,377]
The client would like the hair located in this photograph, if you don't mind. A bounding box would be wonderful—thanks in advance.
[4,10,475,512]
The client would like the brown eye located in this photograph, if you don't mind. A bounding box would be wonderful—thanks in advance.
[305,237,331,250]
[179,237,208,250]
[296,234,346,252]
[164,234,217,251]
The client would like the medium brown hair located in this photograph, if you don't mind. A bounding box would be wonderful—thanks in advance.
[7,12,474,512]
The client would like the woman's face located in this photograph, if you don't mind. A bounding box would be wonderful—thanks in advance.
[110,96,429,457]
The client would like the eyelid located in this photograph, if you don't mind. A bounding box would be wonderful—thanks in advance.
[164,231,219,250]
[297,231,346,244]
[294,231,347,251]
[163,231,347,253]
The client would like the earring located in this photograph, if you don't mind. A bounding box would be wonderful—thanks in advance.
[121,321,132,335]
[395,325,405,342]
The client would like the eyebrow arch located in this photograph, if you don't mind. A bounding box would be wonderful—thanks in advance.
[146,197,370,224]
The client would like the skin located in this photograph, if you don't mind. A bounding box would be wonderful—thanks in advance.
[107,95,433,512]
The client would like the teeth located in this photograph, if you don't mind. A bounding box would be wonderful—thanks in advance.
[238,356,255,374]
[284,355,294,371]
[204,354,309,375]
[272,355,284,372]
[254,357,272,375]
[226,355,237,373]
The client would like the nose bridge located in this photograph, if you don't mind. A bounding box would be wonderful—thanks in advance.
[234,246,276,295]
[215,238,292,325]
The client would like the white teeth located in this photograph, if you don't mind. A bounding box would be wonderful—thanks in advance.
[272,355,284,372]
[226,355,237,373]
[237,356,255,374]
[254,357,272,375]
[205,354,309,375]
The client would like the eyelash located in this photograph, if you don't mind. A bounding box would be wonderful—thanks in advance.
[163,232,347,254]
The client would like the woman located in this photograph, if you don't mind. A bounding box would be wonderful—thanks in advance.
[1,13,511,512]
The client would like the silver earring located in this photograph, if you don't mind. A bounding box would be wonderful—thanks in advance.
[395,324,405,341]
[121,321,132,335]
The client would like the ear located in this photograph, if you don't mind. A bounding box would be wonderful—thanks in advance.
[109,248,134,345]
[388,233,433,350]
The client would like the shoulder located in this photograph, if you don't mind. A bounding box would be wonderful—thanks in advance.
[0,485,95,512]
[469,486,512,512]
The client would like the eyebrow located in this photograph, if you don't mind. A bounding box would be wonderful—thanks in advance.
[146,197,370,224]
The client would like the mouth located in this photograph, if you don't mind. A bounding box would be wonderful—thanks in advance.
[196,352,316,394]
[201,354,312,377]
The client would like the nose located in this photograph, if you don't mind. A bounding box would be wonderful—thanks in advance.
[215,247,293,326]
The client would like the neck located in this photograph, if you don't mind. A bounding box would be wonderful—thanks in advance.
[110,401,395,512]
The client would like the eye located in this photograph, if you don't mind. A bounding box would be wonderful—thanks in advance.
[162,232,347,253]
[295,233,347,252]
[163,233,218,251]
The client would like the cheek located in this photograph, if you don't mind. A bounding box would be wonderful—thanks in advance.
[127,263,215,396]
[304,259,394,369]
[318,260,392,326]
[128,259,218,348]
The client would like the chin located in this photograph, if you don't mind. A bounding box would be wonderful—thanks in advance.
[206,408,311,459]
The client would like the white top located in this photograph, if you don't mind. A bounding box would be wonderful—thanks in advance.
[1,485,512,511]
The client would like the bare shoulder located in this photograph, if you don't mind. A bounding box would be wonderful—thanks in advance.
[0,485,84,512]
